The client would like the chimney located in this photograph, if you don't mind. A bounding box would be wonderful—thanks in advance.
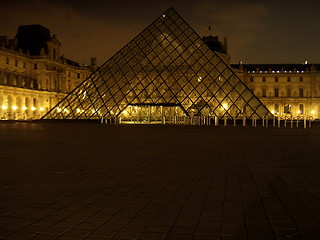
[223,37,228,52]
[90,57,97,71]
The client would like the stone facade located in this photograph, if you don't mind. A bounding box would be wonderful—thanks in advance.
[232,63,320,119]
[0,25,95,120]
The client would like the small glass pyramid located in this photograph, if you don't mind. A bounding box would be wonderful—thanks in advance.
[42,8,271,122]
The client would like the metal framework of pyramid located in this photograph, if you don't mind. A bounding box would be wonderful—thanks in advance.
[42,8,271,122]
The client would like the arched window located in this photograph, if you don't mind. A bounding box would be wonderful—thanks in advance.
[299,104,304,114]
[284,104,291,114]
[13,77,17,86]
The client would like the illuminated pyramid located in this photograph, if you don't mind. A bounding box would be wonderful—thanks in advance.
[42,8,271,122]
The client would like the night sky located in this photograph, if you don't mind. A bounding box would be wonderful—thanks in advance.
[1,0,319,65]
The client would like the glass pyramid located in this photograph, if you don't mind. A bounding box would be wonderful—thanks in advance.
[42,8,271,122]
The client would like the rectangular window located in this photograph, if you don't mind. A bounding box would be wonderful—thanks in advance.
[77,73,80,78]
[262,77,266,82]
[299,88,304,97]
[15,60,18,66]
[23,62,26,68]
[287,88,291,97]
[274,88,279,97]
[250,77,254,82]
[6,57,9,64]
[275,77,278,82]
[34,64,37,70]
[262,88,266,97]
[287,77,291,82]
[300,77,303,82]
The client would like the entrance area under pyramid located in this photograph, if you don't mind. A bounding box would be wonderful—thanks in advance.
[42,8,271,123]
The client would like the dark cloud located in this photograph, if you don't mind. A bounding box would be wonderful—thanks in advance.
[0,0,319,64]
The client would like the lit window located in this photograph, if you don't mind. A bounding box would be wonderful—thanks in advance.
[274,88,279,97]
[299,104,304,114]
[284,104,291,114]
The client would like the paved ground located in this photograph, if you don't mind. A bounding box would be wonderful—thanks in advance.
[1,122,320,240]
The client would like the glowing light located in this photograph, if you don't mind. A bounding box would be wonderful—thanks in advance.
[22,107,27,110]
[76,108,81,113]
[40,107,44,111]
[122,110,128,115]
[12,106,17,110]
[222,103,228,110]
[311,110,315,114]
[297,110,301,114]
[162,14,166,17]
[31,107,36,111]
[1,105,7,109]
[57,107,62,112]
[198,77,202,82]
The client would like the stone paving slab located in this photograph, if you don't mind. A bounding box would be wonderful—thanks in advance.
[1,123,320,239]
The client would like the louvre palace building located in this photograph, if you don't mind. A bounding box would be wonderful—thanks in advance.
[1,8,320,122]
[0,24,96,120]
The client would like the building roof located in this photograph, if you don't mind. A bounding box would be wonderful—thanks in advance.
[203,35,227,54]
[231,63,320,72]
[15,24,51,56]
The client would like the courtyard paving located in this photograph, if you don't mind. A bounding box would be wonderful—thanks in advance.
[1,122,320,240]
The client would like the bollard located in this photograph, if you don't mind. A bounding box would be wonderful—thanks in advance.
[215,116,218,126]
[266,116,268,128]
[296,119,299,128]
[101,118,104,124]
[273,116,276,127]
[284,119,287,127]
[262,117,265,127]
[309,119,312,128]
[290,118,293,128]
